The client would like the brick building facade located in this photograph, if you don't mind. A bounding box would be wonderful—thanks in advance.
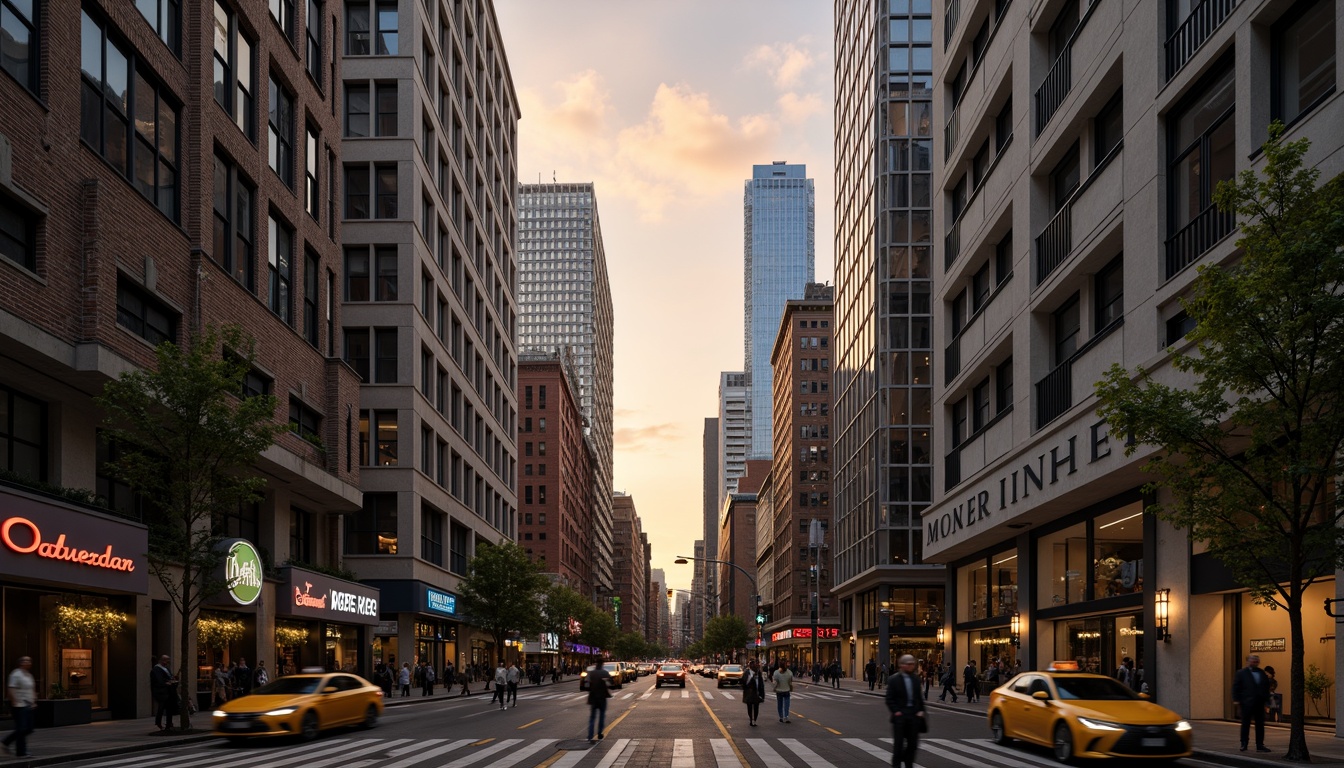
[612,492,647,636]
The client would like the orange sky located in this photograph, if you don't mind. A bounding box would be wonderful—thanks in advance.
[496,1,836,593]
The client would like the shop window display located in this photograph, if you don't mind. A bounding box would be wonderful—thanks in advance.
[1038,521,1087,606]
[2,593,130,714]
[1093,505,1143,597]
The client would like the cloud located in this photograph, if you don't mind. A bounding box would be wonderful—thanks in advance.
[744,40,817,90]
[777,91,825,123]
[614,422,680,451]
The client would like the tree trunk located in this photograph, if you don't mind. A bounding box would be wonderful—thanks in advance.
[1286,587,1310,761]
[177,568,193,731]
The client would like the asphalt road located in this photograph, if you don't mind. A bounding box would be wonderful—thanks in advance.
[57,674,1233,768]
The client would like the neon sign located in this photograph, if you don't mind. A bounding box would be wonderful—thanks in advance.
[0,516,136,572]
[771,627,840,642]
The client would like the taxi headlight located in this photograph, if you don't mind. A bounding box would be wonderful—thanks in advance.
[1175,720,1193,732]
[1076,717,1125,731]
[212,710,227,718]
[264,707,298,717]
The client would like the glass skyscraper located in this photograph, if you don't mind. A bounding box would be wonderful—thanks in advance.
[745,162,816,460]
[832,0,943,675]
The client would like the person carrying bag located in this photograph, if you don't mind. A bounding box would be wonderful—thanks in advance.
[742,659,766,726]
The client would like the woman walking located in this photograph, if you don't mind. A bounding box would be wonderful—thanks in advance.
[398,662,412,697]
[742,659,766,726]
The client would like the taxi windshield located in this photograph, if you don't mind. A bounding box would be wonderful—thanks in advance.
[661,665,682,672]
[1053,676,1140,701]
[602,663,621,671]
[251,677,323,696]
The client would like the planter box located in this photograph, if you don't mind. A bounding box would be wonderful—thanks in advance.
[35,698,92,727]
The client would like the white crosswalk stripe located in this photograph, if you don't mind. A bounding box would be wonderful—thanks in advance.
[661,690,671,699]
[671,739,695,768]
[710,739,737,768]
[388,738,449,755]
[681,689,689,699]
[919,739,1022,768]
[719,692,734,700]
[489,739,555,768]
[743,738,793,768]
[929,738,1061,768]
[701,690,713,699]
[640,689,655,699]
[842,737,893,762]
[443,738,522,768]
[777,738,837,768]
[591,738,635,768]
[371,739,472,768]
[620,692,634,699]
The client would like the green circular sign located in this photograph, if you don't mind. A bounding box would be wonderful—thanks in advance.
[225,540,263,605]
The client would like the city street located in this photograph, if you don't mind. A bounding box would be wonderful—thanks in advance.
[49,676,1236,768]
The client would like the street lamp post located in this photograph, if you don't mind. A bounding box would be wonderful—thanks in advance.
[675,555,760,660]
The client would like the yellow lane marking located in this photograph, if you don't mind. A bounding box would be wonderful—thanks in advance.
[517,718,543,729]
[533,751,566,768]
[825,727,842,735]
[470,737,494,746]
[602,702,637,737]
[808,719,822,726]
[691,678,750,768]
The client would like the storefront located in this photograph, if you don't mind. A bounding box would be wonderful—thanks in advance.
[848,585,945,674]
[0,486,148,720]
[274,565,379,676]
[196,539,264,707]
[363,580,462,675]
[768,626,842,668]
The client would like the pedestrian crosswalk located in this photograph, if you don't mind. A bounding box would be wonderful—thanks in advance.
[72,736,1058,768]
[464,687,853,705]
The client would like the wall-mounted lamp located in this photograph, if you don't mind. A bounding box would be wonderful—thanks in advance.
[936,626,946,649]
[1155,588,1171,642]
[879,600,893,615]
[1009,611,1022,648]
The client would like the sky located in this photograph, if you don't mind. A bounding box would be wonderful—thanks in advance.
[494,2,836,594]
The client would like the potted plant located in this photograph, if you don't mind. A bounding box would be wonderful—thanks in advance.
[1304,664,1333,719]
[40,603,130,727]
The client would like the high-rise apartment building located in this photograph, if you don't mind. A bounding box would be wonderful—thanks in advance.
[0,0,364,715]
[517,182,615,597]
[611,492,646,635]
[649,567,670,648]
[833,0,944,676]
[927,0,1342,725]
[342,0,521,672]
[518,351,592,595]
[745,162,816,461]
[690,538,707,640]
[718,371,750,506]
[765,284,840,666]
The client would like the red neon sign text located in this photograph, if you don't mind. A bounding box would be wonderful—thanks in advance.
[0,517,137,572]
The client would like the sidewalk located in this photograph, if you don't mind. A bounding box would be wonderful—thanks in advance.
[795,677,1344,766]
[0,675,578,767]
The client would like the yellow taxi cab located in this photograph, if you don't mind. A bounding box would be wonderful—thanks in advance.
[212,671,383,741]
[987,661,1193,762]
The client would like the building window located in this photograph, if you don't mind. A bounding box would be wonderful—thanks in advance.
[345,83,370,136]
[241,366,271,399]
[375,164,397,217]
[269,0,294,40]
[449,521,468,573]
[345,164,369,218]
[346,0,397,55]
[995,357,1013,414]
[972,378,990,432]
[116,277,177,346]
[345,82,397,137]
[81,11,181,221]
[305,126,320,219]
[303,250,319,347]
[345,328,369,379]
[326,269,335,356]
[344,247,370,300]
[97,434,146,520]
[1165,311,1197,346]
[212,154,255,289]
[0,384,45,481]
[1273,0,1335,124]
[950,290,967,336]
[0,0,38,91]
[268,75,295,187]
[995,97,1012,154]
[358,409,398,465]
[994,230,1012,284]
[346,493,397,554]
[1051,141,1080,212]
[289,507,314,563]
[1169,64,1234,236]
[0,191,37,272]
[421,505,444,566]
[374,327,397,382]
[375,246,396,299]
[305,0,323,85]
[345,164,397,218]
[971,262,990,312]
[376,84,397,135]
[289,397,321,441]
[1053,293,1081,364]
[267,214,293,323]
[215,501,260,542]
[1094,255,1123,330]
[1094,92,1123,165]
[212,2,255,140]
[950,398,967,448]
[135,0,180,52]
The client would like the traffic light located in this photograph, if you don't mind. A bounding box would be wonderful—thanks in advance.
[756,613,764,625]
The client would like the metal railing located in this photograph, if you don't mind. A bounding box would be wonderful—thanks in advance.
[1165,0,1237,80]
[945,0,961,47]
[944,105,960,160]
[1034,203,1072,286]
[1035,358,1073,429]
[945,335,961,383]
[945,220,961,270]
[1165,204,1235,278]
[1034,43,1072,136]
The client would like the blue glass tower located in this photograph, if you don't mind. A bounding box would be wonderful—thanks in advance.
[745,162,816,460]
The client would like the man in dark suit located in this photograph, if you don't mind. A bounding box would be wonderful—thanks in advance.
[1233,654,1272,753]
[885,654,926,768]
[149,655,178,731]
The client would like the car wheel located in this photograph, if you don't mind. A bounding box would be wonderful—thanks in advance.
[1053,722,1074,763]
[300,711,320,742]
[717,682,723,688]
[361,704,378,730]
[990,711,1011,745]
[680,682,685,688]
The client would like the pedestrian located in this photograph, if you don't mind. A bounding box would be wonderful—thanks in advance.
[150,655,179,731]
[233,657,252,697]
[421,661,436,696]
[885,655,927,768]
[443,661,456,692]
[1115,656,1132,687]
[2,656,35,758]
[962,659,979,702]
[1233,654,1273,753]
[399,662,412,697]
[811,661,821,684]
[211,662,230,707]
[939,663,958,703]
[494,661,508,710]
[506,660,521,707]
[586,662,612,743]
[829,660,842,689]
[742,658,765,726]
[771,657,795,723]
[922,660,933,698]
[864,659,877,691]
[254,660,269,688]
[460,667,473,696]
[1264,666,1281,723]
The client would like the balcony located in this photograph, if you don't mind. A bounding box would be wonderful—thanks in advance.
[945,335,961,383]
[1034,44,1072,136]
[1035,358,1073,429]
[945,0,961,48]
[944,219,961,270]
[1034,203,1072,286]
[1165,204,1235,279]
[1165,0,1238,81]
[944,106,960,161]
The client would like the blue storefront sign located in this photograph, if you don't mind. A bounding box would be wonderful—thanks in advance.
[426,587,457,616]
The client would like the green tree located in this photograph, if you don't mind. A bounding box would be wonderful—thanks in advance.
[613,631,648,660]
[702,615,751,658]
[576,608,617,653]
[97,325,286,730]
[1095,125,1344,762]
[459,541,548,665]
[539,583,591,662]
[685,640,705,660]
